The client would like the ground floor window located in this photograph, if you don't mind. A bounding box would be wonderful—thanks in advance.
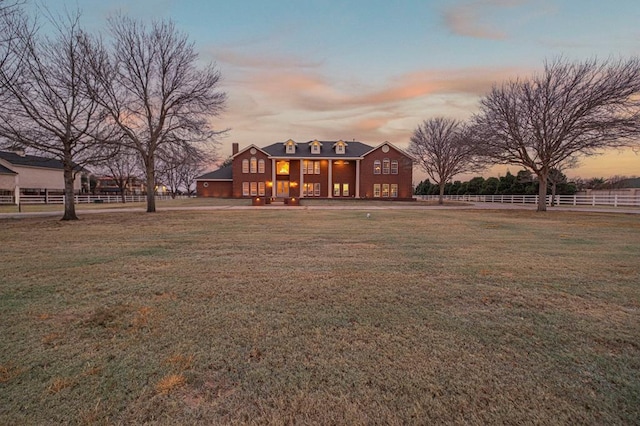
[342,183,349,196]
[373,183,399,198]
[303,183,321,197]
[243,181,266,197]
[333,183,340,197]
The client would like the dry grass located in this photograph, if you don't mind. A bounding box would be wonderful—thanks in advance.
[0,208,639,424]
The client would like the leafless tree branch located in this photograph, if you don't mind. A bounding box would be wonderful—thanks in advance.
[474,57,640,211]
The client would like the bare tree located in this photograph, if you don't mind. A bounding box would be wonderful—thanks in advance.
[0,1,27,110]
[408,117,483,204]
[157,143,211,197]
[98,147,142,203]
[547,168,567,205]
[0,10,115,220]
[474,58,640,211]
[0,1,23,65]
[84,16,226,212]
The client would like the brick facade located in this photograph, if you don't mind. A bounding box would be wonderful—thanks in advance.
[196,140,414,200]
[359,145,414,199]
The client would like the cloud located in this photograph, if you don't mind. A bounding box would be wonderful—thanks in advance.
[442,0,528,40]
[239,66,525,113]
[219,64,530,152]
[210,48,323,70]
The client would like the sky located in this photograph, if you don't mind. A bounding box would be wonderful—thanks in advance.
[41,0,640,180]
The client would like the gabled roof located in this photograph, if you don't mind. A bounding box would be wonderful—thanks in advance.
[232,144,270,159]
[362,141,414,161]
[0,150,66,170]
[196,165,233,181]
[262,140,373,158]
[0,163,17,175]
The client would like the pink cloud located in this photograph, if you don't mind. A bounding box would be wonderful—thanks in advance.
[221,64,531,152]
[442,0,528,40]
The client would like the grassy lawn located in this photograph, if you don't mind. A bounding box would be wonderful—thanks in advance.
[1,209,639,424]
[0,197,251,214]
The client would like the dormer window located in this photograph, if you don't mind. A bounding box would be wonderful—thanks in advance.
[310,140,321,154]
[333,140,347,155]
[284,139,296,154]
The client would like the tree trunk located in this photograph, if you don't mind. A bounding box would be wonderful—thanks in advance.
[537,173,548,212]
[145,159,156,213]
[120,188,126,204]
[438,183,445,205]
[61,164,78,221]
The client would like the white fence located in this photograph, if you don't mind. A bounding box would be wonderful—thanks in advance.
[415,194,640,208]
[1,194,188,205]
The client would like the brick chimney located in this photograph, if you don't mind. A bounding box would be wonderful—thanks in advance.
[232,143,239,155]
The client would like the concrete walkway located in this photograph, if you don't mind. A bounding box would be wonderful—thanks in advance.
[1,201,638,220]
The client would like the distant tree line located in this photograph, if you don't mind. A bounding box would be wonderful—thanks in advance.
[415,169,576,196]
[415,173,639,196]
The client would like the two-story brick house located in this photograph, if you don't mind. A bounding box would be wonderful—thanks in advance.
[196,139,414,200]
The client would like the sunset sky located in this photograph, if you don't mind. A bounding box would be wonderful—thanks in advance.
[44,0,639,180]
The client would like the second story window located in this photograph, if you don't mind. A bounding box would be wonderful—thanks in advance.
[391,160,398,174]
[310,140,321,154]
[285,139,296,154]
[258,159,265,173]
[383,158,390,174]
[373,160,381,174]
[242,159,249,173]
[250,157,257,173]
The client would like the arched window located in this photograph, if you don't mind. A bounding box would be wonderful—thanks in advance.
[391,160,398,174]
[242,159,249,173]
[258,159,265,173]
[383,158,390,174]
[250,157,257,173]
[373,160,381,174]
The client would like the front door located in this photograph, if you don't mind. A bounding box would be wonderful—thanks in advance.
[276,181,289,198]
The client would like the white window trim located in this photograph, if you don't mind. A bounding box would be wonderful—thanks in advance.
[383,158,390,175]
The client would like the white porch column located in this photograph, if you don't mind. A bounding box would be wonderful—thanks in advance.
[271,159,276,197]
[299,160,304,198]
[14,184,19,205]
[328,160,333,198]
[355,159,360,198]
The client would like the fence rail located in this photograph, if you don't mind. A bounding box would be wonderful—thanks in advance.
[415,194,640,207]
[1,194,189,205]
